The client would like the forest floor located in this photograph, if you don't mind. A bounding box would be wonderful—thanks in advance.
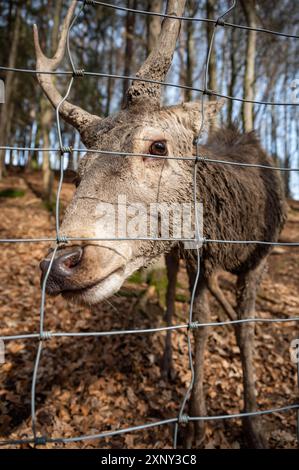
[0,171,299,449]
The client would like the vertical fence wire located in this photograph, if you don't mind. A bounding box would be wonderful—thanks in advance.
[0,0,299,448]
[30,0,87,445]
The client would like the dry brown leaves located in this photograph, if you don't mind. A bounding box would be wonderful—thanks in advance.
[0,174,298,448]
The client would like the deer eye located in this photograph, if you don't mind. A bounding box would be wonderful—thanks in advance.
[149,140,168,156]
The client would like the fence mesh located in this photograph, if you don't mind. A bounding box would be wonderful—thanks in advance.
[0,0,299,448]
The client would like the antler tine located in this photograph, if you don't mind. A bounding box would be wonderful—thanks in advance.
[34,0,101,142]
[126,0,186,108]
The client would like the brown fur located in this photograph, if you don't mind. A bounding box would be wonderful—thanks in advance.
[37,0,283,448]
[184,126,286,277]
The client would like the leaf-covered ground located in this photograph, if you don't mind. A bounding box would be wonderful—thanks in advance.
[0,172,299,449]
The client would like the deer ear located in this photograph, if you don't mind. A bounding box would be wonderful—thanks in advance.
[179,99,224,136]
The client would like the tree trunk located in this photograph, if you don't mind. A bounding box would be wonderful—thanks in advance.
[41,99,54,201]
[26,107,37,171]
[184,3,195,102]
[40,0,63,203]
[270,104,278,163]
[206,0,218,131]
[5,98,15,169]
[283,74,290,198]
[122,0,137,105]
[227,9,237,126]
[178,22,186,101]
[32,124,41,170]
[105,14,115,116]
[241,0,257,132]
[0,7,21,179]
[206,0,217,94]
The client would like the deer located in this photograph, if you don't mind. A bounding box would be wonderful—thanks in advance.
[37,0,286,448]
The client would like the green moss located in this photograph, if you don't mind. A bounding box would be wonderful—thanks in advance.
[0,188,25,198]
[31,160,40,171]
[147,268,168,308]
[175,292,188,303]
[42,199,56,213]
[118,288,143,298]
[127,270,144,284]
[128,267,187,306]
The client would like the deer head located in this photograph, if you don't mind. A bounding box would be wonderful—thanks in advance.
[38,0,222,304]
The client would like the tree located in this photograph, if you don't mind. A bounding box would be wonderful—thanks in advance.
[241,0,257,132]
[206,0,217,94]
[39,0,63,204]
[0,5,21,179]
[0,0,298,199]
[122,0,137,105]
[227,8,238,126]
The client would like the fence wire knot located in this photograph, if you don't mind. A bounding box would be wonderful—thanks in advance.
[178,414,189,424]
[72,69,85,78]
[188,321,200,330]
[60,146,73,155]
[39,331,52,341]
[1,0,299,451]
[195,155,205,163]
[215,18,225,27]
[56,235,68,244]
[203,88,213,96]
[34,436,47,446]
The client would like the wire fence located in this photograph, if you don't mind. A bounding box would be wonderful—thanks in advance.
[0,0,299,448]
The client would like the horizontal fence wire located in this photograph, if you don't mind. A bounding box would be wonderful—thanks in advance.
[1,237,299,246]
[1,145,299,171]
[80,0,299,39]
[1,65,298,106]
[0,0,299,448]
[2,314,299,342]
[1,404,298,447]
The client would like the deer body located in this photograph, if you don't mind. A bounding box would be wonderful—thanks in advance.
[37,1,285,448]
[191,128,285,277]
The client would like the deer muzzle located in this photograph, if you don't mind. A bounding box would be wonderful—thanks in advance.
[40,244,127,302]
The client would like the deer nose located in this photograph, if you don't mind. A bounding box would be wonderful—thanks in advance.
[40,246,83,294]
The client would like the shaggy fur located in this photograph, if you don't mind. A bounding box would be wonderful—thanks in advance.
[185,126,286,277]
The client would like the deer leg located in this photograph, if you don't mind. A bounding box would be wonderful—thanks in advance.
[161,250,180,380]
[235,260,267,448]
[184,274,210,448]
[207,273,237,322]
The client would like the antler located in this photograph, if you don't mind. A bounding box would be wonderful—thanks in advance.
[126,0,186,108]
[33,0,101,142]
